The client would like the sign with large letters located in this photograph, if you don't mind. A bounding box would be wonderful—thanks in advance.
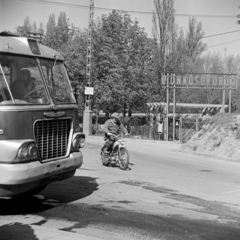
[161,73,238,89]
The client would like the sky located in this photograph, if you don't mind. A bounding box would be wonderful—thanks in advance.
[0,0,240,57]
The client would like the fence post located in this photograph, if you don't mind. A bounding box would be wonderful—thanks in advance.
[196,118,199,132]
[179,115,182,142]
[149,113,153,139]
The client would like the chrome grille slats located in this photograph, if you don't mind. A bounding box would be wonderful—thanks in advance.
[34,118,71,161]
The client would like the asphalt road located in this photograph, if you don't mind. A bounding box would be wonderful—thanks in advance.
[1,136,240,240]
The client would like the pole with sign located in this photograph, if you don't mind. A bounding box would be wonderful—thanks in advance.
[166,74,169,141]
[229,86,232,113]
[173,75,176,141]
[83,0,94,136]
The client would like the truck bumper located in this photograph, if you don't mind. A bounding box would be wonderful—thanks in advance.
[0,152,83,196]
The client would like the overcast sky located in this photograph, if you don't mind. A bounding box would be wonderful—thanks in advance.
[0,0,240,56]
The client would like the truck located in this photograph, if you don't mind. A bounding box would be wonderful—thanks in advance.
[0,31,85,197]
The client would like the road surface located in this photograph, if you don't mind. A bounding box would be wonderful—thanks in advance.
[1,136,240,240]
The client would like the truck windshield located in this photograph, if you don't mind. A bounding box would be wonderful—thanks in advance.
[40,59,76,104]
[0,54,76,105]
[0,54,48,105]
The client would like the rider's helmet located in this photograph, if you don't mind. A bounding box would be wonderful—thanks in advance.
[111,112,120,119]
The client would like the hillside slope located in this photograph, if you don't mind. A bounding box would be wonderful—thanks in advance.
[181,113,240,161]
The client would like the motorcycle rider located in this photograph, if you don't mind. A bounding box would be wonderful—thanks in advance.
[103,112,129,153]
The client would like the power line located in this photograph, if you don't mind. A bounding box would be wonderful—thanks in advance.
[17,0,89,9]
[202,30,240,39]
[14,0,240,43]
[16,0,237,19]
[208,38,240,48]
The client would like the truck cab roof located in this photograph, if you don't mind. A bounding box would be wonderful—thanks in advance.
[0,31,64,61]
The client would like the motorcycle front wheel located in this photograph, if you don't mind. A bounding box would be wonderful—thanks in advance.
[101,146,109,166]
[118,147,129,170]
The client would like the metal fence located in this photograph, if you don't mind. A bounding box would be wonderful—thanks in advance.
[178,118,205,143]
[81,114,205,142]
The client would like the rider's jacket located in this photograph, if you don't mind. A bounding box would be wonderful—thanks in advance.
[103,119,127,136]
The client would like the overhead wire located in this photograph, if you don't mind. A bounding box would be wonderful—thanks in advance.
[15,0,240,48]
[202,30,240,39]
[208,38,240,48]
[16,0,237,18]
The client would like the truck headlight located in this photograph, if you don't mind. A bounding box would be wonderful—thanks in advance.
[71,133,85,151]
[16,142,38,162]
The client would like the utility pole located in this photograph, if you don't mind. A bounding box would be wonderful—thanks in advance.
[83,0,94,136]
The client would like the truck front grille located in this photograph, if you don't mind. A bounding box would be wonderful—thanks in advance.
[34,118,71,161]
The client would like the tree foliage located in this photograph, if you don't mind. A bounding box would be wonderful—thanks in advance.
[153,0,175,72]
[14,8,240,116]
[92,10,153,114]
[15,16,44,37]
[43,13,56,48]
[152,0,208,108]
[15,16,32,36]
[63,27,88,113]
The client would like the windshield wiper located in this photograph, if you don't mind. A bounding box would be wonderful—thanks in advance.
[51,95,65,103]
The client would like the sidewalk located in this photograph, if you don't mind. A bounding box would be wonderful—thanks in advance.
[0,220,101,240]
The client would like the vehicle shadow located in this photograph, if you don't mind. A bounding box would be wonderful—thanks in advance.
[0,176,98,215]
[41,176,99,203]
[0,223,39,240]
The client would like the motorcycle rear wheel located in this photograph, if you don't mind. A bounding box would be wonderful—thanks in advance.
[101,146,109,166]
[118,148,129,170]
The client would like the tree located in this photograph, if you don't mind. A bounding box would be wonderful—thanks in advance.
[38,22,44,35]
[16,16,32,36]
[152,0,175,73]
[55,12,70,51]
[63,26,88,113]
[43,13,56,49]
[225,54,240,112]
[92,10,153,115]
[43,12,70,52]
[179,17,207,73]
[171,17,207,105]
[32,21,37,33]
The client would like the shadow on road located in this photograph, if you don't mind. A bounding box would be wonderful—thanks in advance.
[41,176,99,203]
[0,222,39,240]
[0,176,98,215]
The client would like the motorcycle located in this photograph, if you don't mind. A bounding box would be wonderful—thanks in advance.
[100,133,129,170]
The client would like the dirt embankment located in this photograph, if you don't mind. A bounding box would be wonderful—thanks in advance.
[181,113,240,161]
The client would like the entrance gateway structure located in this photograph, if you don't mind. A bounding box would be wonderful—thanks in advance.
[149,72,238,141]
